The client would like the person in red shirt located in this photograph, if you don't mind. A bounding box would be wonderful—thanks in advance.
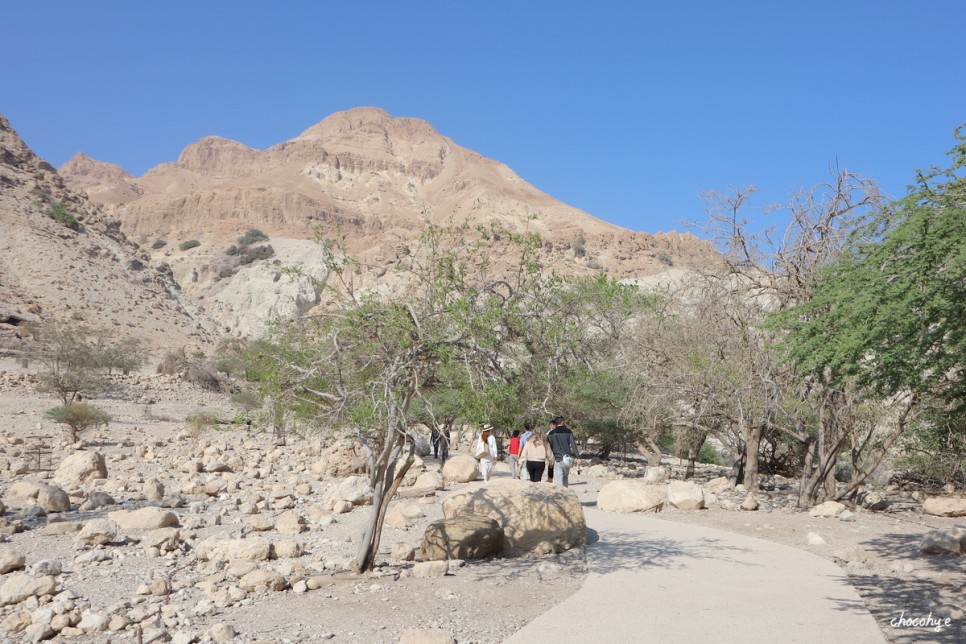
[507,429,521,479]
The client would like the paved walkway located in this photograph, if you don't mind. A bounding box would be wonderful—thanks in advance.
[505,507,885,643]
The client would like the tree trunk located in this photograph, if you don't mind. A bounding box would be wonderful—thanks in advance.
[742,423,763,491]
[354,431,415,574]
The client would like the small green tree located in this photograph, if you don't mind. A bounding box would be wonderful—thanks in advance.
[179,239,201,251]
[46,403,111,442]
[30,322,106,405]
[45,201,80,230]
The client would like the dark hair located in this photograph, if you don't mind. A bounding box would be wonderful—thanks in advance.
[551,416,564,426]
[524,421,533,431]
[512,430,520,437]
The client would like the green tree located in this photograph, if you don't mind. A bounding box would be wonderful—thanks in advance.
[251,221,650,572]
[45,403,111,443]
[776,128,966,492]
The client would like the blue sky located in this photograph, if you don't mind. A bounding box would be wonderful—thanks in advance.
[4,2,964,235]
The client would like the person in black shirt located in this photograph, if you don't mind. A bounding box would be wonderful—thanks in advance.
[546,416,580,487]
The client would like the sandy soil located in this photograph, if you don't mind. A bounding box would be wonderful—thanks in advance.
[0,356,962,643]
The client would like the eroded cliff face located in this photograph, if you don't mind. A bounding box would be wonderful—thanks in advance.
[59,107,718,338]
[0,114,217,348]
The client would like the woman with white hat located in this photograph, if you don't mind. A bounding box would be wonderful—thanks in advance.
[475,424,499,482]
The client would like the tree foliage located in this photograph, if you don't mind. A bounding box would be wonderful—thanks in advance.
[249,220,652,571]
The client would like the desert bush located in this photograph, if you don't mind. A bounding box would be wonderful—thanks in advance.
[46,402,111,442]
[225,245,239,256]
[658,252,674,266]
[151,239,167,249]
[573,234,587,258]
[238,228,269,246]
[179,239,201,251]
[45,202,80,230]
[238,244,275,264]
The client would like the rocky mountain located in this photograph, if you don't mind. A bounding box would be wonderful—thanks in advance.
[0,114,216,349]
[61,107,717,337]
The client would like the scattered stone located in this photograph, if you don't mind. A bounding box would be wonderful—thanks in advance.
[73,519,117,548]
[412,560,449,578]
[0,548,26,573]
[922,497,966,517]
[667,481,706,511]
[386,503,425,529]
[54,451,107,485]
[705,476,734,494]
[441,455,479,484]
[108,507,179,531]
[36,485,70,513]
[275,510,307,535]
[207,623,238,644]
[399,628,457,644]
[809,501,846,518]
[77,491,116,511]
[239,568,286,592]
[739,496,759,512]
[597,480,666,513]
[422,515,503,561]
[919,530,964,555]
[806,532,826,546]
[390,542,416,561]
[143,478,165,501]
[0,574,56,606]
[643,466,670,483]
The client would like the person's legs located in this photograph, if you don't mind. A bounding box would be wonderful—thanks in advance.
[554,460,572,486]
[527,461,545,482]
[480,458,493,481]
[508,455,519,479]
[546,462,554,482]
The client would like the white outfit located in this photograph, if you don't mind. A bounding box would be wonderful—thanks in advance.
[476,434,499,481]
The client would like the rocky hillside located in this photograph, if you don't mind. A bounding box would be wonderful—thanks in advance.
[0,114,216,349]
[61,107,718,337]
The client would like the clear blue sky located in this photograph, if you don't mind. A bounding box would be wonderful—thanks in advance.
[4,2,964,235]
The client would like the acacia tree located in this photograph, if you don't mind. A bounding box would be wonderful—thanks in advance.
[632,169,884,497]
[254,221,639,572]
[776,128,966,494]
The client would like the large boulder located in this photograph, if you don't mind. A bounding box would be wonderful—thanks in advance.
[441,455,479,484]
[309,440,368,479]
[667,481,706,511]
[421,514,503,561]
[922,497,966,517]
[643,466,670,483]
[54,451,107,485]
[36,486,70,513]
[108,507,179,531]
[442,480,585,555]
[598,480,666,513]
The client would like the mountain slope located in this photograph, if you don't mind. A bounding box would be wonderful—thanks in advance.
[0,114,216,349]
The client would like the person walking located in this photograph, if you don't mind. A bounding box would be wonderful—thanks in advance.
[475,425,499,482]
[545,421,556,483]
[546,416,580,487]
[518,422,534,480]
[507,430,521,480]
[519,428,549,482]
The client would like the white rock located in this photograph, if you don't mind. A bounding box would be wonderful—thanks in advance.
[0,575,57,606]
[922,497,966,517]
[667,481,706,511]
[54,451,107,485]
[597,480,665,513]
[806,532,826,546]
[809,501,846,518]
[0,548,26,574]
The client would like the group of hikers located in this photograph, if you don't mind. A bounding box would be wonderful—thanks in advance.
[432,417,582,488]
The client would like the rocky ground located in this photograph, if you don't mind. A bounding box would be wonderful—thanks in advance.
[0,356,963,644]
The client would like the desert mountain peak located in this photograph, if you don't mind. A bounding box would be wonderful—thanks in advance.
[58,107,717,338]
